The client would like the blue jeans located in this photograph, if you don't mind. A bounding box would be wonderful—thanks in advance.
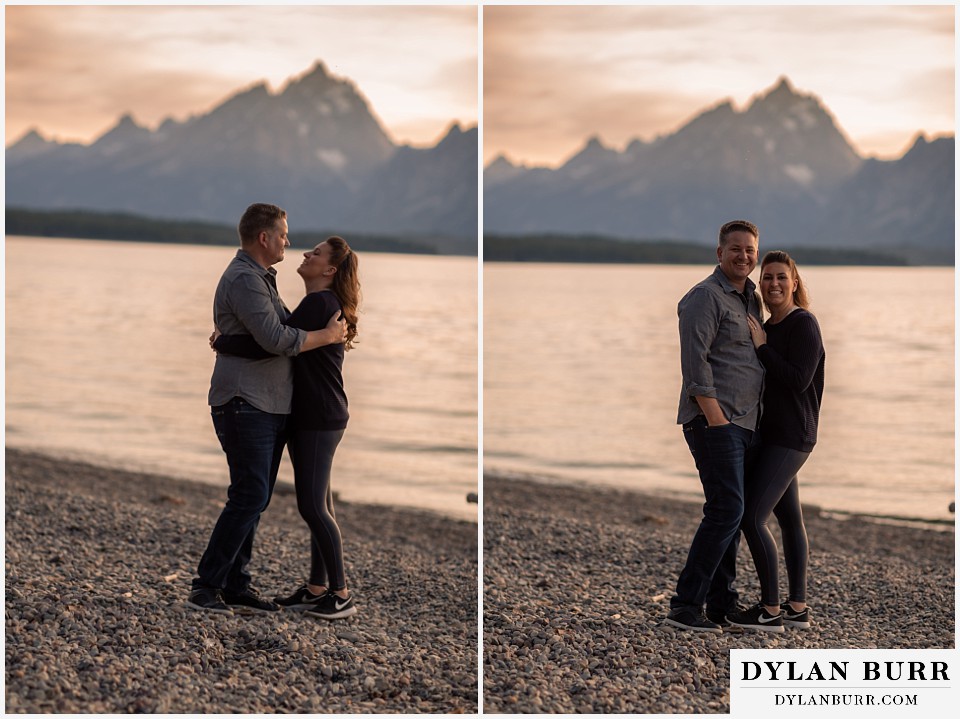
[193,397,288,593]
[670,416,759,614]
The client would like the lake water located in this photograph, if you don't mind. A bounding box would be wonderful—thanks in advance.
[484,263,955,523]
[5,237,478,520]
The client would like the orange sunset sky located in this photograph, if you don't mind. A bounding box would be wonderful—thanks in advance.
[5,4,478,148]
[4,4,954,166]
[484,4,955,167]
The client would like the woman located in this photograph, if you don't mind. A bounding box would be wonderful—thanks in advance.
[727,250,825,632]
[215,236,360,620]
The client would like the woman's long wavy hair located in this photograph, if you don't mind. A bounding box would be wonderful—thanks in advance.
[325,236,361,350]
[760,250,810,315]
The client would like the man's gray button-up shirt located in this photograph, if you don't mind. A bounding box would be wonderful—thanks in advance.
[208,250,306,414]
[676,265,765,431]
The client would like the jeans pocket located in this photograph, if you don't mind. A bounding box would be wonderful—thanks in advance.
[705,421,733,431]
[682,420,700,467]
[211,398,244,448]
[212,397,246,418]
[703,423,750,467]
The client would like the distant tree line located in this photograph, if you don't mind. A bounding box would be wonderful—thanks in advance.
[5,207,444,255]
[3,209,925,264]
[484,233,912,266]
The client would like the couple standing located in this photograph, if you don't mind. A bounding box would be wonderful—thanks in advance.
[186,202,361,621]
[666,220,826,634]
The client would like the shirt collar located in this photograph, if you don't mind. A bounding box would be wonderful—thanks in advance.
[712,264,755,295]
[236,249,277,277]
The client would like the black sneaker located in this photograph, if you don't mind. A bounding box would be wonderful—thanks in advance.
[780,602,811,629]
[222,587,281,614]
[705,610,729,627]
[705,603,746,628]
[727,603,785,633]
[275,585,326,611]
[305,591,357,620]
[186,587,233,615]
[664,608,722,634]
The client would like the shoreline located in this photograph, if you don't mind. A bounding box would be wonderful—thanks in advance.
[5,448,478,713]
[4,440,478,524]
[485,469,955,531]
[483,474,955,713]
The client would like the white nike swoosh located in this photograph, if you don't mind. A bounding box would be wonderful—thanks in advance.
[335,599,350,610]
[758,613,781,624]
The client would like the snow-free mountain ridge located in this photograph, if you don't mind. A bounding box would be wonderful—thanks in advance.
[7,61,477,239]
[485,77,952,254]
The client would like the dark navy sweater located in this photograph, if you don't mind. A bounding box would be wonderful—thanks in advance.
[756,308,825,452]
[214,290,348,431]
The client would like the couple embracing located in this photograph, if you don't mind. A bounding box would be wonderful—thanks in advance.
[186,202,361,621]
[666,220,826,634]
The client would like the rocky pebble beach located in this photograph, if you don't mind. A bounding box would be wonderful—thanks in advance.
[5,449,478,713]
[483,474,955,714]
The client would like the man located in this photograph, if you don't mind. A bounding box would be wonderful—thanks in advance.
[665,220,765,633]
[187,202,346,615]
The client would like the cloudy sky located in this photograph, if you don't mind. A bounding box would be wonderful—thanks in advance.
[484,4,954,166]
[5,4,478,147]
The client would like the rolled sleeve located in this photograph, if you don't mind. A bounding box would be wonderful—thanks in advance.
[678,287,719,398]
[228,274,306,356]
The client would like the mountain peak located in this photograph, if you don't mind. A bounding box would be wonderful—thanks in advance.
[92,112,150,148]
[11,127,47,146]
[219,81,270,108]
[289,60,333,87]
[900,132,954,162]
[442,122,464,138]
[307,60,330,78]
[773,75,794,94]
[561,134,616,170]
[744,77,843,137]
[567,135,611,158]
[245,81,270,96]
[487,154,517,171]
[698,99,736,120]
[679,99,734,128]
[584,135,608,150]
[157,117,181,134]
[484,153,527,186]
[665,99,736,144]
[429,122,469,150]
[208,81,271,118]
[752,76,807,109]
[282,60,344,96]
[6,128,52,157]
[908,132,929,151]
[115,113,143,130]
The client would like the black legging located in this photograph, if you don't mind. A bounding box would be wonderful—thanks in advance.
[741,444,810,606]
[289,429,347,592]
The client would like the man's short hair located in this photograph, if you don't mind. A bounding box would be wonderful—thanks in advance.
[718,220,759,247]
[238,203,286,246]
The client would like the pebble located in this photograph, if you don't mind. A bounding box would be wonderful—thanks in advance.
[483,474,954,713]
[5,449,478,713]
